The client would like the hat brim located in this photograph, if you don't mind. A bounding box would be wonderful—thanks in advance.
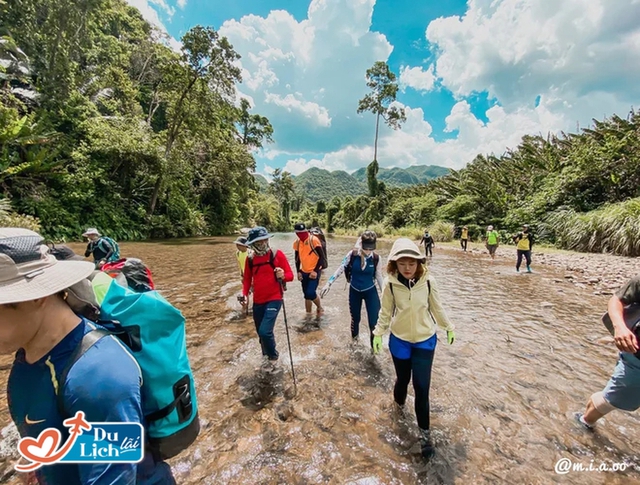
[249,234,273,244]
[389,250,426,262]
[361,242,376,250]
[0,260,96,305]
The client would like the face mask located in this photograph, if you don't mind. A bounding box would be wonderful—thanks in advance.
[297,231,309,242]
[252,241,269,256]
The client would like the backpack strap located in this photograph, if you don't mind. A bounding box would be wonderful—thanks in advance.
[56,327,110,417]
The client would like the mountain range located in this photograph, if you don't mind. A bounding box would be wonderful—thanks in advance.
[254,164,450,202]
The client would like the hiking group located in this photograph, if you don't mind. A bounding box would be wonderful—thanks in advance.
[237,224,455,459]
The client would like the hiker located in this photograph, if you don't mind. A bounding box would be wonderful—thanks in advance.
[460,226,469,252]
[0,228,176,485]
[319,230,384,347]
[372,238,455,460]
[484,225,500,260]
[293,222,327,316]
[576,275,640,431]
[512,224,534,273]
[235,236,251,312]
[235,236,250,278]
[241,226,294,369]
[419,230,435,257]
[82,228,120,268]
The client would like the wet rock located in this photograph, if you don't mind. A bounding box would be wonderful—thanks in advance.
[275,402,294,422]
[174,297,189,304]
[0,423,19,459]
[540,302,553,308]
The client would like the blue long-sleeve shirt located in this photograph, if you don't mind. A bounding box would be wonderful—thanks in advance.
[326,249,384,292]
[7,318,174,485]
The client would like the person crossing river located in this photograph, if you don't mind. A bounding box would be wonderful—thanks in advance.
[241,227,294,370]
[372,238,456,460]
[293,223,327,317]
[320,230,384,348]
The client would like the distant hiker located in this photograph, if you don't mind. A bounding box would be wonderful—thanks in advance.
[83,227,120,268]
[420,230,435,257]
[242,227,294,370]
[460,226,469,252]
[576,275,640,430]
[293,222,327,317]
[235,236,250,277]
[1,228,176,485]
[484,225,500,260]
[372,238,455,460]
[320,230,384,347]
[512,224,534,273]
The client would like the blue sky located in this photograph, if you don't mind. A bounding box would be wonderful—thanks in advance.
[129,0,640,178]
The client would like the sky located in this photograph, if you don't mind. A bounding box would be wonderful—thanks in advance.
[127,0,640,179]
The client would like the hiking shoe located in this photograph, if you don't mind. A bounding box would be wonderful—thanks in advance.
[419,428,435,459]
[526,265,532,273]
[574,413,595,431]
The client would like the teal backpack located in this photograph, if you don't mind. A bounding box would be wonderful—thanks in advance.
[58,273,200,460]
[99,236,120,262]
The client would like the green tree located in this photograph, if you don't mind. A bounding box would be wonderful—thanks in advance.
[269,168,295,227]
[238,98,273,149]
[357,61,406,163]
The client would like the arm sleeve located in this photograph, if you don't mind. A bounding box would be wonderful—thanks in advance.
[427,276,455,332]
[293,241,300,273]
[615,275,640,305]
[242,258,253,297]
[64,340,142,485]
[375,258,385,291]
[84,243,92,258]
[275,251,295,282]
[373,279,394,337]
[327,251,350,286]
[314,241,326,272]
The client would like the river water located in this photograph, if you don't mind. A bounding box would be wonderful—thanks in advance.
[0,234,639,484]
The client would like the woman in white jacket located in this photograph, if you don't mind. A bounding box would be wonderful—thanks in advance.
[372,238,456,459]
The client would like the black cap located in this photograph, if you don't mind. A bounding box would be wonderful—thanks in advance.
[294,222,307,232]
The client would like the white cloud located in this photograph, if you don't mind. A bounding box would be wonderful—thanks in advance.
[264,93,331,127]
[149,0,175,18]
[282,158,326,175]
[426,0,640,110]
[399,65,436,93]
[177,0,187,9]
[220,0,392,153]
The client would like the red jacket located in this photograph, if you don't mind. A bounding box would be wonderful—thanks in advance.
[242,249,294,304]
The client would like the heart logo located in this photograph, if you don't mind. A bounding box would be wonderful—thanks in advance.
[18,429,62,463]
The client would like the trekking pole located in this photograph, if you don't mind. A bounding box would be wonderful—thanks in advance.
[279,279,297,397]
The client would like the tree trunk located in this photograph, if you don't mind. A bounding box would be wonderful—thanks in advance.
[374,111,380,162]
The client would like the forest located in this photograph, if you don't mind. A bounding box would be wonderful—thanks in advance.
[2,0,640,256]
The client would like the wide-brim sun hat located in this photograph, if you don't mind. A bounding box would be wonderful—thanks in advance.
[234,236,248,247]
[246,226,273,245]
[0,228,95,305]
[82,227,100,237]
[387,237,426,264]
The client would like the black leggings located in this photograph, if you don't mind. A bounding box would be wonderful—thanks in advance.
[392,347,435,430]
[460,239,468,251]
[425,244,433,257]
[516,250,532,270]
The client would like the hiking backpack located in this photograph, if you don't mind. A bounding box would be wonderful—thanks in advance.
[309,227,328,269]
[99,236,121,262]
[101,258,155,292]
[57,273,200,460]
[248,249,287,290]
[344,251,379,283]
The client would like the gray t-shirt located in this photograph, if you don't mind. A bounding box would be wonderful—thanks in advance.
[615,275,640,305]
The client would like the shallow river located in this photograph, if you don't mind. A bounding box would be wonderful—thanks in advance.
[1,234,639,484]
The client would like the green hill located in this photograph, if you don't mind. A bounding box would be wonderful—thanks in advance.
[253,174,269,192]
[253,164,450,203]
[351,165,450,187]
[292,167,366,202]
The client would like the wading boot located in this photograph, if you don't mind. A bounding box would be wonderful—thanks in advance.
[419,428,435,459]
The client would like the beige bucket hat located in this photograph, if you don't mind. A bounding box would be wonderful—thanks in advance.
[0,228,95,305]
[387,238,426,264]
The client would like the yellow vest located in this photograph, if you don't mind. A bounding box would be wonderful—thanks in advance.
[516,234,531,251]
[236,250,248,275]
[461,229,468,239]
